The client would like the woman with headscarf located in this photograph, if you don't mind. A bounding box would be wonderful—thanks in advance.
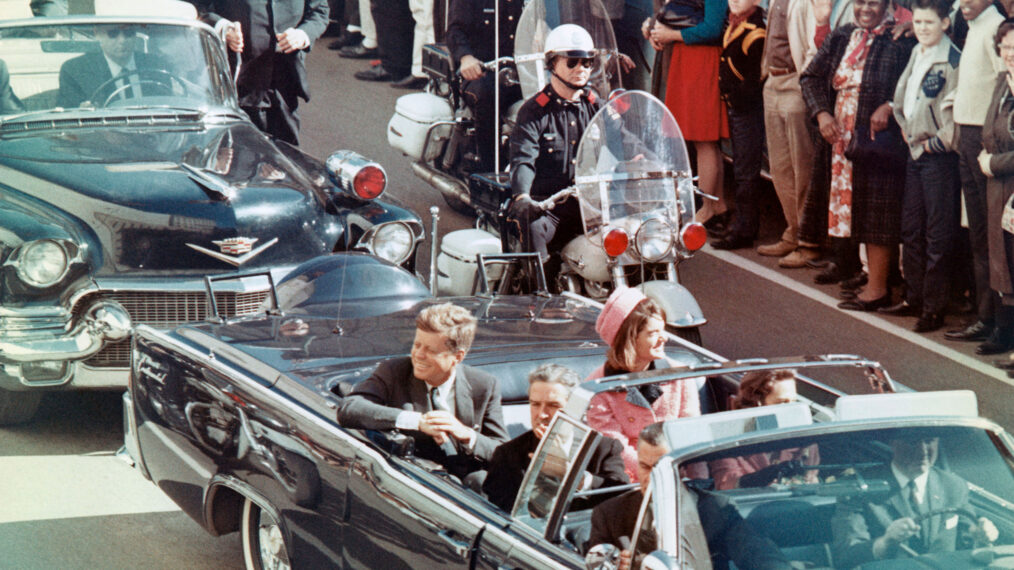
[799,0,916,312]
[585,287,701,480]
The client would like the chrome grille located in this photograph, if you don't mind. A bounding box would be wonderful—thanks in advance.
[80,290,270,368]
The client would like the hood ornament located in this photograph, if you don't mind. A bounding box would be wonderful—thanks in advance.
[187,237,278,267]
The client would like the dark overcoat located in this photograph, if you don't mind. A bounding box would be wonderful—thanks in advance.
[981,73,1014,299]
[799,24,915,245]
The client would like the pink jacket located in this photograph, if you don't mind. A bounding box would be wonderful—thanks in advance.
[586,363,701,481]
[709,445,821,490]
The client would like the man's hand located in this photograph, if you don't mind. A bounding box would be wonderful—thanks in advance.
[650,22,681,50]
[971,517,1000,544]
[618,549,632,570]
[509,194,544,219]
[225,22,244,53]
[814,0,832,26]
[979,150,995,177]
[618,53,636,73]
[277,28,310,53]
[817,111,842,144]
[873,517,920,558]
[421,410,474,444]
[870,102,892,134]
[891,20,914,41]
[459,55,484,81]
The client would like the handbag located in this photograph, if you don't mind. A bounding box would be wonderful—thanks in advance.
[654,0,705,30]
[844,123,907,163]
[1002,193,1014,234]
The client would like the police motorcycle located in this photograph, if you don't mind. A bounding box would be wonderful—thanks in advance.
[431,19,708,344]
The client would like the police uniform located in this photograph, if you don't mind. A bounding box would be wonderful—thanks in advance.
[509,83,601,283]
[446,0,524,171]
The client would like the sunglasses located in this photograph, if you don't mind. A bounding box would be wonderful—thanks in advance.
[103,28,137,39]
[565,57,595,69]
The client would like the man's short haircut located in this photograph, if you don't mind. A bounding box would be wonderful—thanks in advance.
[638,422,668,450]
[912,0,951,20]
[527,363,580,388]
[415,302,477,354]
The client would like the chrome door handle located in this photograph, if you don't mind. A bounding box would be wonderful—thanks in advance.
[437,529,471,558]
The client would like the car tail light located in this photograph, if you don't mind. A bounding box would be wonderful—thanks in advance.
[354,165,386,200]
[603,228,629,257]
[680,223,707,251]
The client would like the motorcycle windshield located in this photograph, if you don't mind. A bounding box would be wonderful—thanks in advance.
[573,91,694,256]
[514,0,622,101]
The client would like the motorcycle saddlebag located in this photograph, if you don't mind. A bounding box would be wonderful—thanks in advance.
[388,92,454,162]
[468,172,512,213]
[423,43,453,82]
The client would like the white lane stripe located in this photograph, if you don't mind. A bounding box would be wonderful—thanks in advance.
[0,455,180,524]
[704,246,1014,387]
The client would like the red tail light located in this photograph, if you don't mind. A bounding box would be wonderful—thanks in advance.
[603,228,629,257]
[354,166,387,200]
[680,223,707,251]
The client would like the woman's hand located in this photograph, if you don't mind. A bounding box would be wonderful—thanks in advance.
[870,102,892,134]
[814,0,832,26]
[650,22,682,50]
[641,16,653,40]
[817,111,842,144]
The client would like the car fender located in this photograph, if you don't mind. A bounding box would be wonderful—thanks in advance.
[637,280,706,328]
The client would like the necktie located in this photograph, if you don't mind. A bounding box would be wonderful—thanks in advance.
[907,480,925,514]
[429,388,444,412]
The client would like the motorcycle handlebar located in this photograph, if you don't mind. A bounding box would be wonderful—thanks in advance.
[538,187,576,211]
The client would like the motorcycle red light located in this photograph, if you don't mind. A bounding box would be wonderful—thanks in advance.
[681,223,707,251]
[603,228,629,257]
[354,166,387,200]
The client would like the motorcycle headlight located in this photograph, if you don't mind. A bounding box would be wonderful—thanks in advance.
[634,218,674,262]
[15,239,70,288]
[367,222,415,264]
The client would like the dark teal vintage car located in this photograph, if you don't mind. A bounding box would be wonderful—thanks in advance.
[0,14,423,423]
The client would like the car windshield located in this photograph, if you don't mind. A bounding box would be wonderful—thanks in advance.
[0,20,234,117]
[674,424,1014,570]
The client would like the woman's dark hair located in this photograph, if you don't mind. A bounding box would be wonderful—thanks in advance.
[735,369,798,409]
[911,0,951,21]
[995,18,1014,56]
[605,298,667,372]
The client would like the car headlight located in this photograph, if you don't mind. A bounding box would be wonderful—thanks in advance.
[368,222,414,264]
[15,239,70,288]
[634,217,674,262]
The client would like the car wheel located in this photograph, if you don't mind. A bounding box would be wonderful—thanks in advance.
[0,388,43,425]
[242,498,291,570]
[668,325,702,347]
[438,187,474,216]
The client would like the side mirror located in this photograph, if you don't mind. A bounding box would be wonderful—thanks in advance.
[585,543,620,570]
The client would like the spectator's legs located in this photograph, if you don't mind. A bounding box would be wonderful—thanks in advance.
[409,0,435,79]
[956,124,997,328]
[359,0,377,49]
[725,105,765,240]
[762,74,815,249]
[372,0,413,80]
[901,157,928,310]
[921,152,961,315]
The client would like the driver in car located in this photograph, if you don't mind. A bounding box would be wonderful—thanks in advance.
[831,436,999,568]
[508,23,602,291]
[58,24,155,108]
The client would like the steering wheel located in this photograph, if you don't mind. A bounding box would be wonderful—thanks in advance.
[89,68,195,108]
[910,507,989,552]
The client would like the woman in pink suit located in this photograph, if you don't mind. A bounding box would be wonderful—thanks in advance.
[586,288,701,481]
[709,369,820,489]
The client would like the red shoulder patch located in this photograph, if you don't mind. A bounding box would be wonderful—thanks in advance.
[535,92,550,107]
[586,90,596,103]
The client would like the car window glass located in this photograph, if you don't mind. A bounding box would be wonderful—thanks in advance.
[630,489,659,568]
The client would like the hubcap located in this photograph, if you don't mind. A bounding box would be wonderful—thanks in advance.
[257,516,290,570]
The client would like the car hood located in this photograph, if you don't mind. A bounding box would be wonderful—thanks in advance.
[0,121,342,275]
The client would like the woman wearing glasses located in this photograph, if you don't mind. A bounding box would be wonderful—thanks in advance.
[508,24,603,291]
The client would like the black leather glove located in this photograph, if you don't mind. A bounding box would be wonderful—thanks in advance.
[738,459,804,488]
[509,194,544,219]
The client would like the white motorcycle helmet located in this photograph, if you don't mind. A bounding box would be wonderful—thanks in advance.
[544,24,597,63]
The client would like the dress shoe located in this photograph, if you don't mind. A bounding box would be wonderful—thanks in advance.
[711,234,753,250]
[840,272,868,291]
[340,43,380,59]
[328,31,363,50]
[354,64,392,82]
[778,247,820,268]
[814,262,847,285]
[838,293,892,312]
[944,320,993,342]
[914,312,944,333]
[757,240,796,257]
[391,75,428,90]
[877,300,920,317]
[806,255,832,269]
[994,357,1014,369]
[839,288,858,300]
[702,212,730,238]
[976,328,1014,355]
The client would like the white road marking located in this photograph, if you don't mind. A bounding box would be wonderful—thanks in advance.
[704,246,1014,387]
[0,454,180,524]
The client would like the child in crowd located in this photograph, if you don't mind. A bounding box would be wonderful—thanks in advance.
[711,0,767,250]
[891,0,962,333]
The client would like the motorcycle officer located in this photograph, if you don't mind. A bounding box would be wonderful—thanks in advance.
[508,24,602,291]
[446,0,524,172]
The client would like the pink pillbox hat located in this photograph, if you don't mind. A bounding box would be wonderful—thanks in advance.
[595,287,648,346]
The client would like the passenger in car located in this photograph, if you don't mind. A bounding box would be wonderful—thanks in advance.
[586,287,702,480]
[482,363,629,512]
[0,60,24,114]
[57,25,157,108]
[337,302,508,479]
[831,435,999,568]
[708,369,821,490]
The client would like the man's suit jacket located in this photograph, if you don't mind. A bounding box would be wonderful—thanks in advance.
[832,466,971,568]
[190,0,328,104]
[588,488,643,550]
[338,357,508,464]
[58,52,159,109]
[482,429,629,512]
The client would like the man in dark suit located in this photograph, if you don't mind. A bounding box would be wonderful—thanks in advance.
[338,303,508,478]
[58,25,158,109]
[831,436,998,568]
[190,0,328,146]
[482,363,628,512]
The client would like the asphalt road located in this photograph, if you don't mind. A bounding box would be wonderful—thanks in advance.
[1,42,1011,569]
